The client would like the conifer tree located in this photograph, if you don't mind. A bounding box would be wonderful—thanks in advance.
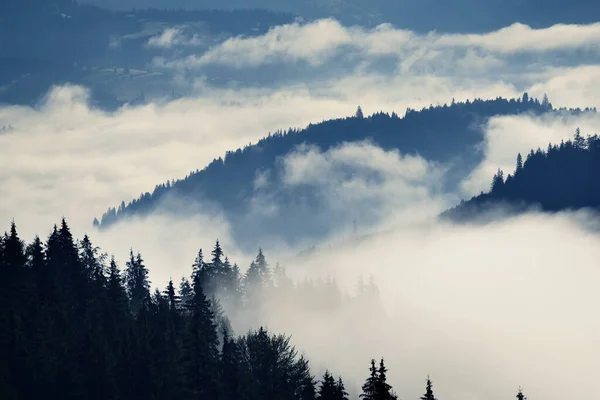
[165,279,180,312]
[220,327,241,400]
[516,387,527,400]
[318,370,338,400]
[221,256,236,302]
[516,153,523,173]
[375,358,397,400]
[125,250,150,315]
[25,235,45,301]
[420,376,437,400]
[181,267,219,399]
[574,127,585,149]
[79,234,106,288]
[179,277,193,311]
[491,168,505,192]
[203,240,224,296]
[355,105,364,118]
[360,359,378,400]
[336,377,349,400]
[245,248,271,294]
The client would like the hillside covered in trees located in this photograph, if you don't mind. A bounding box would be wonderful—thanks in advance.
[96,94,583,246]
[0,219,531,399]
[444,128,600,220]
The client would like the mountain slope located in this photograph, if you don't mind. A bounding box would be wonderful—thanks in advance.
[96,95,567,247]
[444,128,600,221]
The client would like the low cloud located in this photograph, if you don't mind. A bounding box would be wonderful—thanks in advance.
[278,141,448,225]
[164,19,600,72]
[240,210,600,400]
[147,27,204,48]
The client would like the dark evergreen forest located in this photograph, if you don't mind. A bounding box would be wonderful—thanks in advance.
[98,94,580,233]
[445,128,600,220]
[0,219,531,399]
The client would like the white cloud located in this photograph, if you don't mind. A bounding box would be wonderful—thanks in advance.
[165,19,600,71]
[147,27,204,48]
[242,210,600,400]
[168,19,353,68]
[279,141,447,223]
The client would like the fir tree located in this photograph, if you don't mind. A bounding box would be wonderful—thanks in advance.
[220,327,241,400]
[491,168,505,192]
[375,358,397,400]
[181,268,219,399]
[245,248,271,291]
[516,153,523,173]
[125,250,150,315]
[179,277,193,311]
[360,359,378,400]
[318,371,338,400]
[336,377,349,400]
[355,105,364,119]
[420,376,437,400]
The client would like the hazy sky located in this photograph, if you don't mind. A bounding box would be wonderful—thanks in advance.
[1,19,600,399]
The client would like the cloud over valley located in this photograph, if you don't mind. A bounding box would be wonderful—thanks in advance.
[2,17,600,400]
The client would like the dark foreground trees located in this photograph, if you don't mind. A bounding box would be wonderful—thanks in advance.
[0,219,531,400]
[0,219,331,400]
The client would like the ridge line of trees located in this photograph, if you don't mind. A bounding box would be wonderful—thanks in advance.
[445,127,600,219]
[96,93,584,236]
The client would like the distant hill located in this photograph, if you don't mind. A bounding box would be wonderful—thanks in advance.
[82,0,600,32]
[444,128,600,221]
[96,95,574,247]
[0,1,295,108]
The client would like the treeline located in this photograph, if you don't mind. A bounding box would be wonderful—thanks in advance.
[0,219,447,400]
[445,128,600,219]
[0,219,532,399]
[97,94,573,236]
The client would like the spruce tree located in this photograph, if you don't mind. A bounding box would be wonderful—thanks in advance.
[245,248,271,296]
[318,370,338,400]
[220,327,241,400]
[420,377,437,400]
[516,153,523,173]
[336,377,349,400]
[179,277,193,311]
[181,269,219,399]
[125,250,150,315]
[360,359,378,400]
[375,358,397,400]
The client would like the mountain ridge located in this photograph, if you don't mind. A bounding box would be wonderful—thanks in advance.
[94,94,587,248]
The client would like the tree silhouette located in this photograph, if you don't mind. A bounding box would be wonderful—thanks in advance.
[360,359,378,400]
[420,376,437,400]
[516,387,527,400]
[355,105,364,119]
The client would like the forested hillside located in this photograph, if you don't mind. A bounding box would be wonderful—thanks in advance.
[0,219,530,399]
[444,128,600,220]
[97,95,560,233]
